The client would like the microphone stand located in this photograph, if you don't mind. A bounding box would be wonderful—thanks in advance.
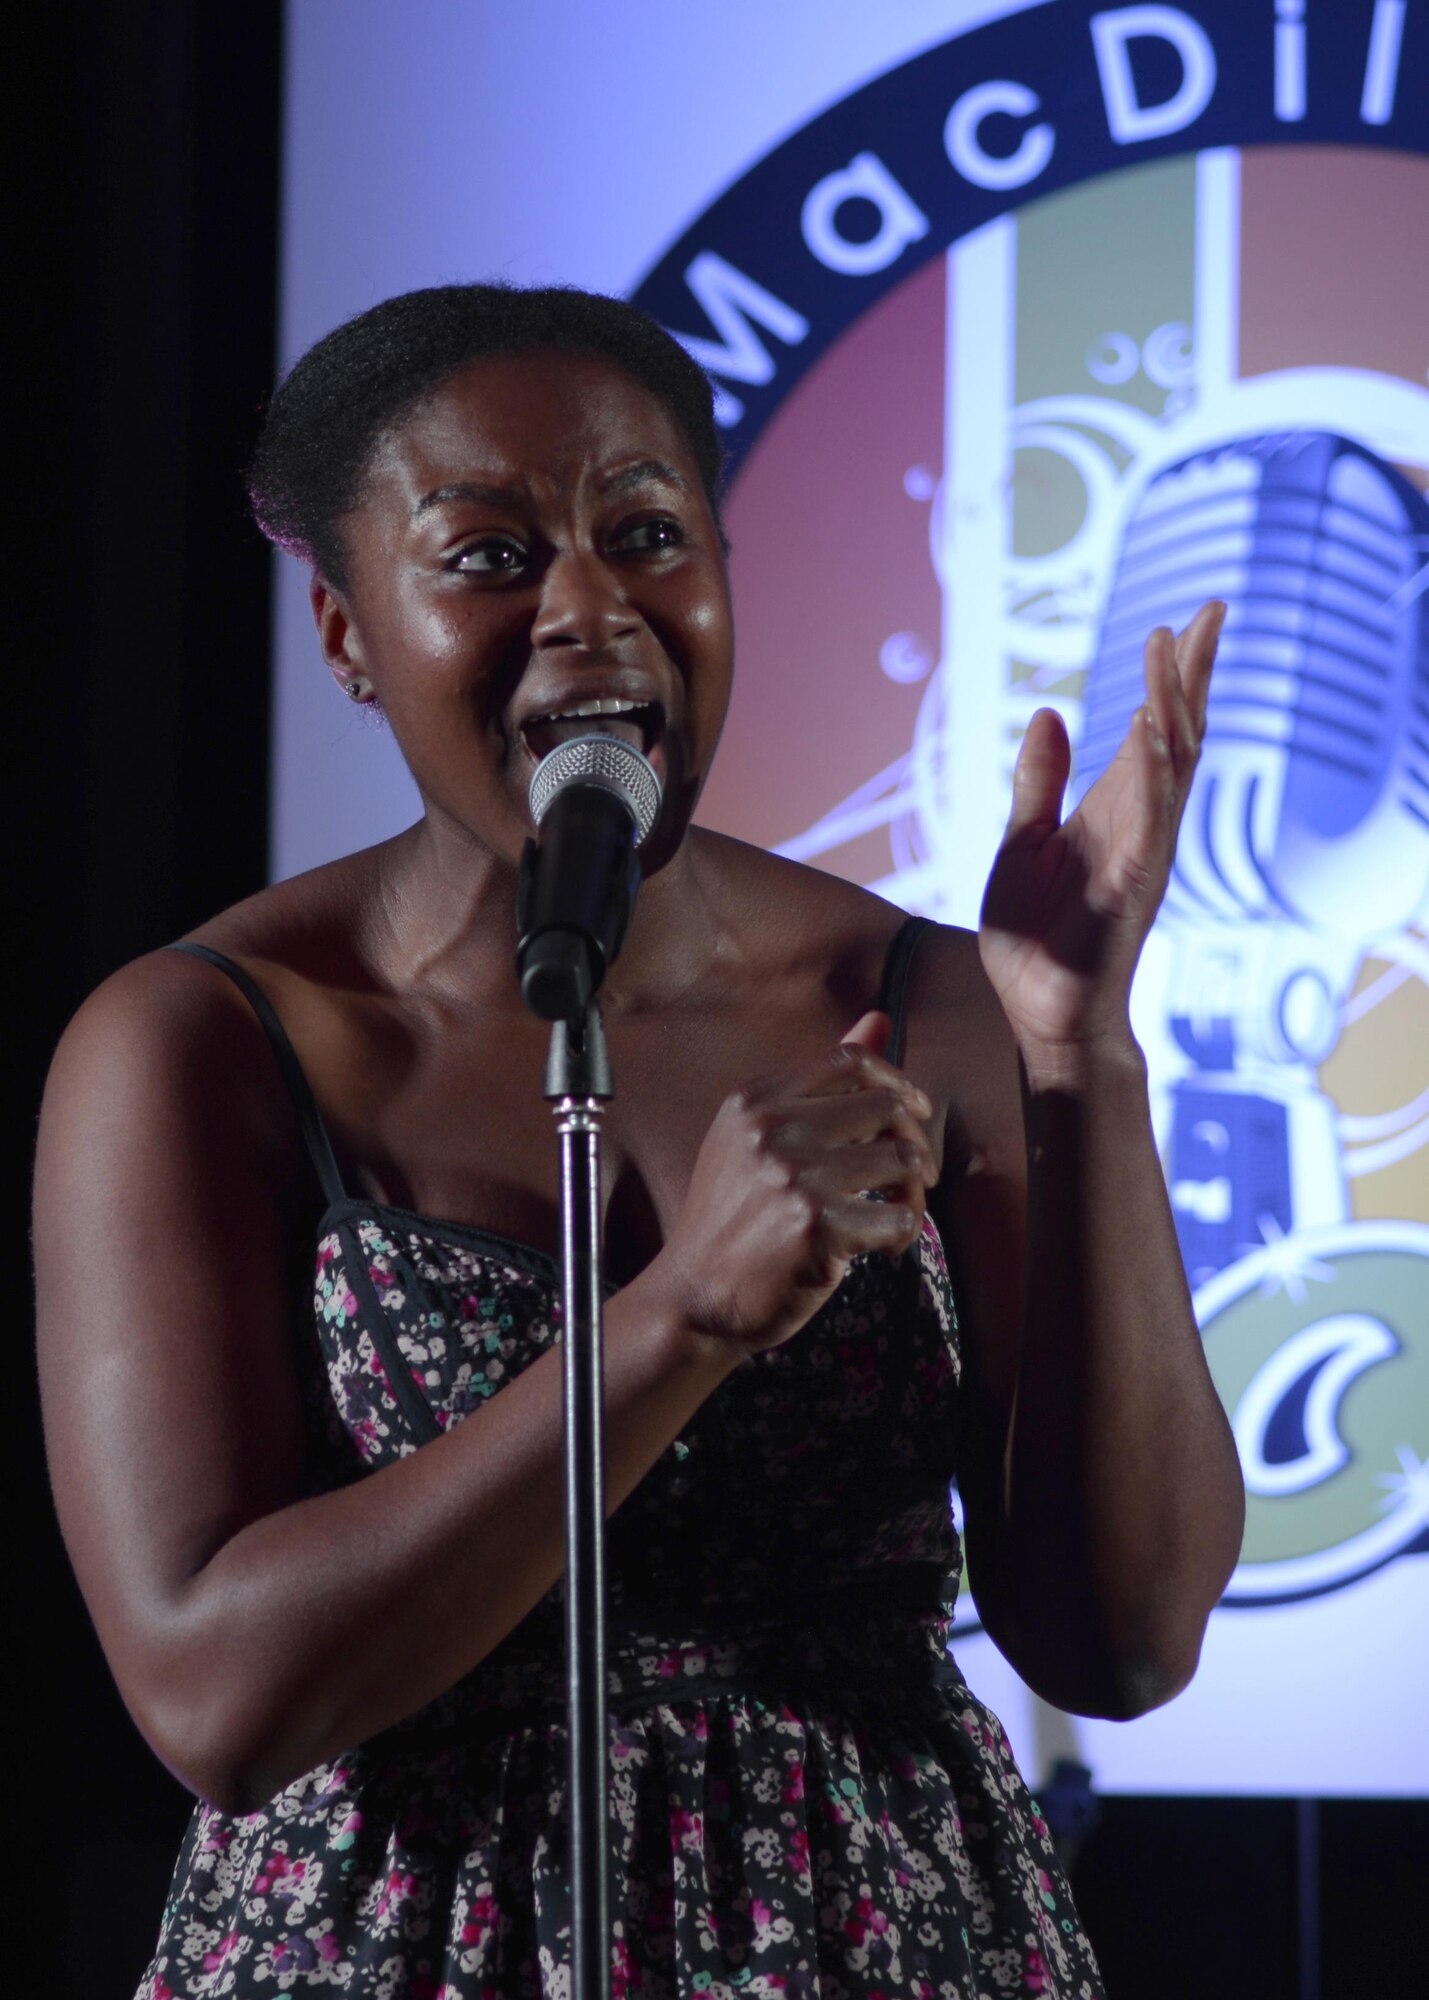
[518,732,660,2000]
[544,1001,613,2000]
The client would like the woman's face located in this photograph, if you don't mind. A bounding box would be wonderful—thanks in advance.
[315,350,734,873]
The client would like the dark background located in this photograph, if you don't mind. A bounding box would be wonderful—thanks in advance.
[16,5,1425,1995]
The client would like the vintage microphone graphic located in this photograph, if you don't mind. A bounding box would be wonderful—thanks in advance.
[1072,432,1429,1287]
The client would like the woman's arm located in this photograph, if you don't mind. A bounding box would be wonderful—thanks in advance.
[35,958,933,1812]
[34,955,736,1811]
[927,606,1245,1719]
[931,969,1243,1719]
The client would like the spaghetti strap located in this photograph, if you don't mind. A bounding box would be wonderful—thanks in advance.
[877,916,933,1069]
[165,941,349,1209]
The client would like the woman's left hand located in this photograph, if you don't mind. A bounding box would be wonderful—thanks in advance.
[977,599,1224,1071]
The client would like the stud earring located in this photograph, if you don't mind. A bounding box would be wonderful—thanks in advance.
[344,676,371,702]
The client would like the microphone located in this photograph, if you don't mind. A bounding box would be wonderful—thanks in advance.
[1072,430,1429,934]
[516,734,663,1022]
[1068,430,1429,1284]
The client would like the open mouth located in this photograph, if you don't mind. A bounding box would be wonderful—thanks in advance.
[520,697,664,766]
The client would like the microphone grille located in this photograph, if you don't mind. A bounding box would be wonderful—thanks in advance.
[527,733,662,846]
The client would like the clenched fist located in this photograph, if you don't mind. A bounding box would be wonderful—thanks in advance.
[657,1011,937,1356]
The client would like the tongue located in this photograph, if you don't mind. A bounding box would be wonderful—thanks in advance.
[526,713,646,759]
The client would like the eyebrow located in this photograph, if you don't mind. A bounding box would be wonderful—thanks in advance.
[412,481,521,519]
[411,459,689,520]
[599,459,690,498]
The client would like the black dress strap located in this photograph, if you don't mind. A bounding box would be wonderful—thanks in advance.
[877,916,934,1068]
[165,941,349,1209]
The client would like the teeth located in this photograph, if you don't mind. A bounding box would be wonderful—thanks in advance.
[545,697,641,721]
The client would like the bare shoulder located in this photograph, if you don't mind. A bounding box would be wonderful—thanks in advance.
[186,840,386,982]
[31,859,381,1570]
[705,832,1010,1085]
[900,917,1004,1048]
[32,875,371,1702]
[882,915,1022,1175]
[36,945,294,1255]
[692,828,914,999]
[37,843,386,1225]
[688,832,1016,1132]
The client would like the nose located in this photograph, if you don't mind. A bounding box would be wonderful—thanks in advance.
[531,549,640,653]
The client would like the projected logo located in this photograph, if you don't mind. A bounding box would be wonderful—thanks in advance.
[633,7,1429,1606]
[1073,416,1429,1600]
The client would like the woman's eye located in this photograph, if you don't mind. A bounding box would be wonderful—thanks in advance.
[451,536,527,575]
[614,515,685,553]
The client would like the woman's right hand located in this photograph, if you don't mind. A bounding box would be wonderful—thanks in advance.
[657,1011,938,1357]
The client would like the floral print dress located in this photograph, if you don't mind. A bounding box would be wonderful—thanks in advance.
[136,937,1104,1999]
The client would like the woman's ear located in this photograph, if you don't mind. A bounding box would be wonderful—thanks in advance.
[311,575,375,704]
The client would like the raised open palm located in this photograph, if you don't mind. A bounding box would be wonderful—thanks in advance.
[978,600,1225,1059]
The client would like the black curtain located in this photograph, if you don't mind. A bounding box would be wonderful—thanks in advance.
[19,3,281,1989]
[14,4,1425,1995]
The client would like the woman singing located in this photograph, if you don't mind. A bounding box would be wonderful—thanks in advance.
[35,284,1243,1997]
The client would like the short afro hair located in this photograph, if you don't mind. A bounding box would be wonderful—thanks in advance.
[247,282,726,589]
